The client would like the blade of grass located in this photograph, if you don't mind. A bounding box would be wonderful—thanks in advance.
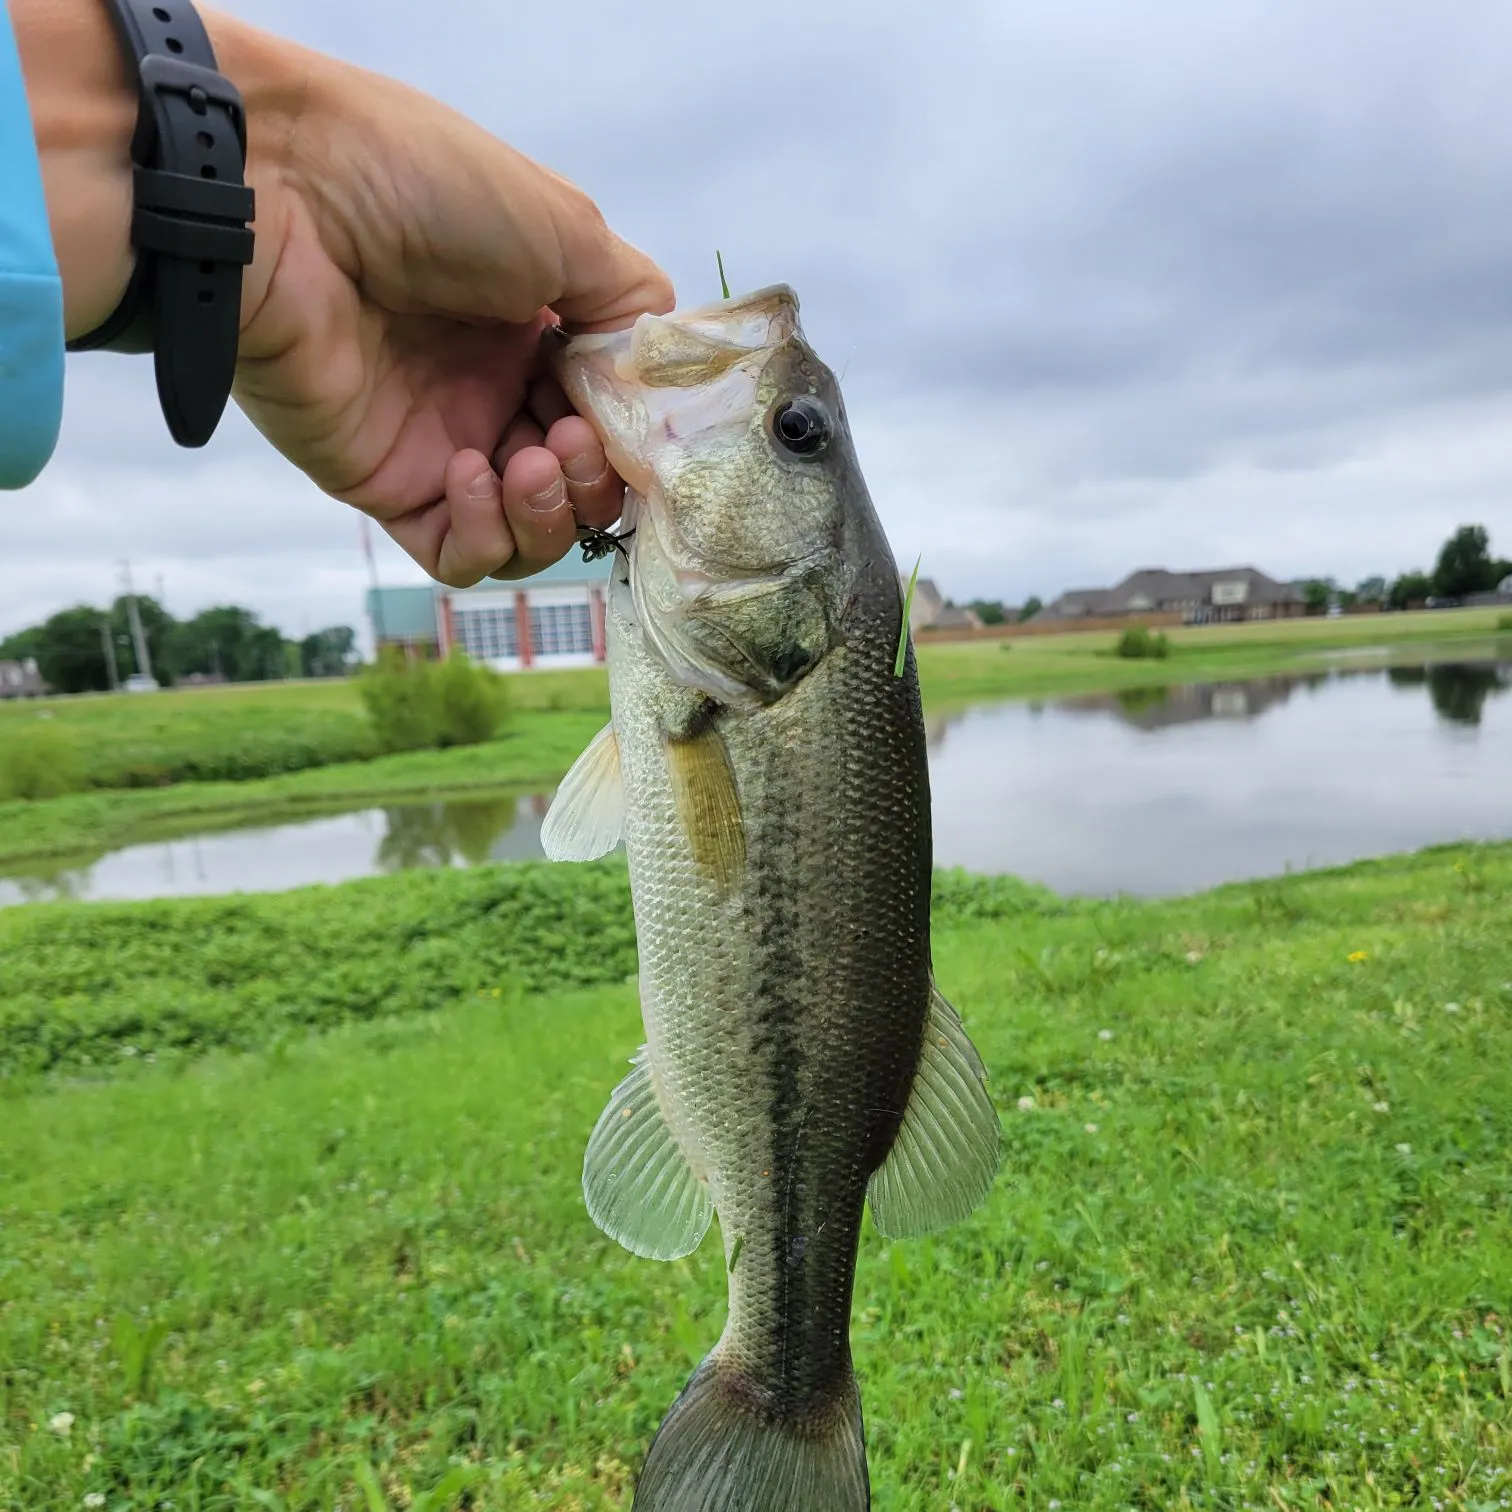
[352,1460,389,1512]
[716,250,731,300]
[895,555,922,677]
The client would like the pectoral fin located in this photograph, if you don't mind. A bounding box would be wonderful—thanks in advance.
[541,723,623,862]
[583,1048,713,1261]
[664,725,745,888]
[867,983,1001,1238]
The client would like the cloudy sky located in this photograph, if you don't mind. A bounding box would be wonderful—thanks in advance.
[8,0,1512,643]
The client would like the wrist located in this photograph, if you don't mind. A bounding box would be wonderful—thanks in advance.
[11,0,298,342]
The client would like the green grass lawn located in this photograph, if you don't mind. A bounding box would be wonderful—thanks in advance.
[2,847,1509,1509]
[2,609,1507,873]
[915,606,1512,707]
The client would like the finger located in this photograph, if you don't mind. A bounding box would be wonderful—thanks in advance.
[525,371,574,433]
[492,414,547,475]
[545,184,675,333]
[490,446,578,581]
[547,414,624,531]
[434,450,517,586]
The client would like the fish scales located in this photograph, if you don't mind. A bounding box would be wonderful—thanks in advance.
[616,562,931,1410]
[543,284,1001,1511]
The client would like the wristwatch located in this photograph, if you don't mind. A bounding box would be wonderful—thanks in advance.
[66,0,255,449]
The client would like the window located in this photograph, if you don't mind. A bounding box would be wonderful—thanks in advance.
[453,603,519,660]
[529,601,593,657]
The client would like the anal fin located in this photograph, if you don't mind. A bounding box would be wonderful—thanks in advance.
[867,982,1001,1239]
[664,725,745,888]
[542,722,623,862]
[584,1048,712,1261]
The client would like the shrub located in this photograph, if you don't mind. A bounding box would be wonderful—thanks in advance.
[435,651,509,747]
[358,650,510,754]
[1497,612,1512,632]
[0,720,86,800]
[358,649,443,753]
[1115,625,1171,660]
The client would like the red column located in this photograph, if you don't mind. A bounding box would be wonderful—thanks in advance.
[588,586,606,662]
[514,589,534,667]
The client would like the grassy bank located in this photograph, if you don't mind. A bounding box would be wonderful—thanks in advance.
[1,609,1506,873]
[0,713,603,874]
[916,605,1512,706]
[1,846,1509,1507]
[0,670,609,794]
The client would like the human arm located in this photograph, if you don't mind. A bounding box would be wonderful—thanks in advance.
[0,0,64,489]
[10,0,669,580]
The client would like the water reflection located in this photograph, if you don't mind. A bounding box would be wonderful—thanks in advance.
[3,658,1510,905]
[926,659,1512,896]
[0,791,552,907]
[374,794,548,871]
[1387,663,1511,726]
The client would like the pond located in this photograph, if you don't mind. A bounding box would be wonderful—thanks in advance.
[2,657,1508,905]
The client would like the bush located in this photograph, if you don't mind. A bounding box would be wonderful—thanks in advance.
[358,650,509,755]
[435,651,509,747]
[0,720,86,800]
[358,649,443,753]
[1497,612,1512,632]
[1115,625,1171,660]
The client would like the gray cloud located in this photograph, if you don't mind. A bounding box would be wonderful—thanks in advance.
[6,0,1512,639]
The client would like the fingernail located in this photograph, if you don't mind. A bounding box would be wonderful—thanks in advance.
[525,476,567,515]
[561,451,610,487]
[465,467,498,501]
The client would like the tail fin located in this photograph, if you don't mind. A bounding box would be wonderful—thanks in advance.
[633,1353,869,1512]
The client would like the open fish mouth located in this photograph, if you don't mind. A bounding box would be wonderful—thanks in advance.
[548,285,805,500]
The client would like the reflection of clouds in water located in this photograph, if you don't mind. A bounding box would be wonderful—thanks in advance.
[929,661,1512,897]
[0,792,554,908]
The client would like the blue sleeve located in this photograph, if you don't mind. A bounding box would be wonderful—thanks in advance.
[0,0,63,489]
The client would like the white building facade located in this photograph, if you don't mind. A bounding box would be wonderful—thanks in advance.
[437,555,608,671]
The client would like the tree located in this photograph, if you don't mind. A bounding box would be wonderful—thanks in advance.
[1017,596,1044,623]
[17,606,113,693]
[299,625,356,677]
[1301,579,1333,615]
[1355,576,1387,604]
[170,606,286,682]
[1432,524,1499,599]
[1388,570,1432,611]
[966,600,1006,626]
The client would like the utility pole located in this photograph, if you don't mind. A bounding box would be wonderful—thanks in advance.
[99,616,120,691]
[360,516,385,654]
[120,560,155,684]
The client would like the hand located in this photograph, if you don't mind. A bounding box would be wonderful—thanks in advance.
[14,0,673,584]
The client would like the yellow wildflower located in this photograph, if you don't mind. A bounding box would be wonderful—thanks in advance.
[1347,950,1368,963]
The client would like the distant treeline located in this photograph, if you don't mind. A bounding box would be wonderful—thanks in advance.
[1305,524,1512,613]
[0,599,356,695]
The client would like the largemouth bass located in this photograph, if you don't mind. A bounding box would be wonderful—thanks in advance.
[542,285,1001,1511]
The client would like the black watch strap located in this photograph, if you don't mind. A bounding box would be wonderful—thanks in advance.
[66,0,255,449]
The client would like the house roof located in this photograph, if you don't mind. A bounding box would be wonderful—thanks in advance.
[1039,588,1113,618]
[1122,566,1303,606]
[365,585,438,641]
[929,605,981,630]
[445,552,611,593]
[366,554,614,640]
[1036,565,1305,620]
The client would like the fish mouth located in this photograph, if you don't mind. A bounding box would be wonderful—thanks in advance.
[548,284,804,495]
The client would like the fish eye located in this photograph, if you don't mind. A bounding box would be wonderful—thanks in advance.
[771,397,830,457]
